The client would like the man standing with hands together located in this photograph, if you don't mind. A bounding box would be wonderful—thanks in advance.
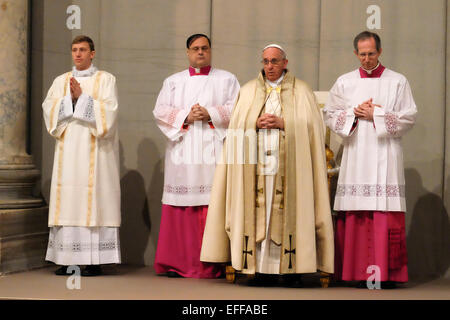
[153,34,239,278]
[43,35,121,277]
[323,31,417,289]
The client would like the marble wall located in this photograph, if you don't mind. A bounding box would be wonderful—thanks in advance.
[446,0,450,241]
[0,0,48,274]
[29,0,450,279]
[0,0,29,165]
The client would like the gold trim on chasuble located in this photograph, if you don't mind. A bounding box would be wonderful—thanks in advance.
[53,131,66,225]
[86,134,96,225]
[49,99,59,130]
[93,71,108,137]
[86,71,103,225]
[245,85,286,272]
[100,100,107,137]
[53,72,72,225]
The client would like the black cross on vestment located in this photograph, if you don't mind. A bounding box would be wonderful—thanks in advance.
[243,235,253,269]
[284,234,296,269]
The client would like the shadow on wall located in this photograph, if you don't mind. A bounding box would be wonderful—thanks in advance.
[147,146,164,263]
[119,137,164,266]
[405,168,450,283]
[120,140,150,266]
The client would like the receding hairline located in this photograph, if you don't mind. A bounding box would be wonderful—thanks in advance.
[353,31,381,52]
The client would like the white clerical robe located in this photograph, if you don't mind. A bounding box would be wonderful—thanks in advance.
[255,74,285,274]
[323,68,417,212]
[42,65,121,265]
[153,68,240,206]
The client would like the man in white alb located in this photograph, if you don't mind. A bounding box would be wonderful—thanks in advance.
[323,31,417,288]
[42,35,121,276]
[153,34,240,278]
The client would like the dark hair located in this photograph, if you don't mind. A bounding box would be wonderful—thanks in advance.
[186,34,211,49]
[353,31,381,52]
[72,35,95,51]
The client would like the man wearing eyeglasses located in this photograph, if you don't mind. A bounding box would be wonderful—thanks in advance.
[153,34,240,278]
[201,44,334,287]
[323,31,417,289]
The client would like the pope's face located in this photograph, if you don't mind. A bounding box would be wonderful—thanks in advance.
[71,42,95,71]
[262,48,288,82]
[354,37,382,70]
[187,37,211,68]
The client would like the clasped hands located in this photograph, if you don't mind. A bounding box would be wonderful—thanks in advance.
[256,113,284,130]
[185,104,211,124]
[354,98,381,121]
[70,77,82,103]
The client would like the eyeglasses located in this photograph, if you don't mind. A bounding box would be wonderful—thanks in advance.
[261,58,284,65]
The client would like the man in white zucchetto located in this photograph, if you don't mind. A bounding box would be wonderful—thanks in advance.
[201,44,334,287]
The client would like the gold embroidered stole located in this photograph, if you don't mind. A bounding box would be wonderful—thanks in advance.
[255,85,285,245]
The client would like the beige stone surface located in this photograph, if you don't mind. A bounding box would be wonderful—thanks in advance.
[212,0,320,87]
[0,0,29,164]
[445,0,450,237]
[0,0,49,275]
[0,207,49,274]
[0,266,449,300]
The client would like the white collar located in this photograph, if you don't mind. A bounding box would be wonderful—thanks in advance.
[266,71,285,88]
[72,64,98,77]
[361,62,380,75]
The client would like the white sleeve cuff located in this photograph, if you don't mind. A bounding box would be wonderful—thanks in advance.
[57,95,73,124]
[373,106,391,137]
[73,93,96,125]
[336,106,357,136]
[174,108,191,130]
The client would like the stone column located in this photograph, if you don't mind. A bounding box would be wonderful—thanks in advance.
[445,0,450,226]
[0,0,48,274]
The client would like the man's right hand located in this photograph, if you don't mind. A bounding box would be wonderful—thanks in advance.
[70,77,82,103]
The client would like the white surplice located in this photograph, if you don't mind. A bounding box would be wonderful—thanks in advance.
[153,68,240,206]
[323,68,417,212]
[43,64,121,265]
